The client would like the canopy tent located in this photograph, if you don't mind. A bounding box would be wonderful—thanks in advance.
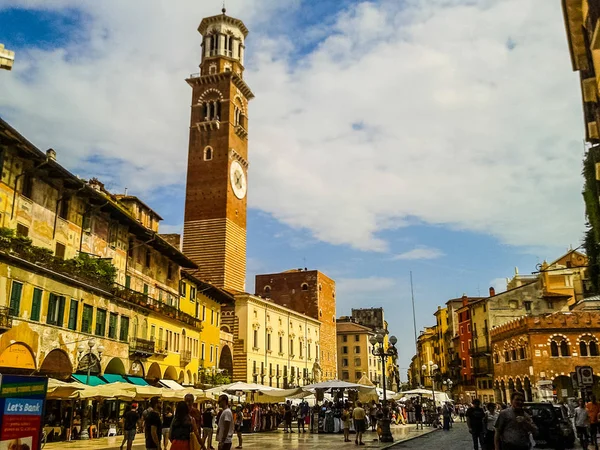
[46,379,86,399]
[356,375,375,388]
[303,379,377,393]
[125,376,149,386]
[393,389,452,404]
[161,388,210,403]
[69,382,136,400]
[206,381,279,395]
[255,387,312,403]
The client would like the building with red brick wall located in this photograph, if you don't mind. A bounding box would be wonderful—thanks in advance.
[491,310,600,403]
[255,269,337,379]
[455,296,476,400]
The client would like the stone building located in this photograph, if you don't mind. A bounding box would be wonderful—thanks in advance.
[255,269,337,379]
[491,311,600,403]
[221,293,320,386]
[0,117,207,385]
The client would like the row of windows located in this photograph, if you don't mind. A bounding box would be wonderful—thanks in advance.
[341,371,365,382]
[9,280,200,356]
[341,345,362,354]
[252,330,317,360]
[9,280,130,341]
[251,362,308,387]
[341,334,361,343]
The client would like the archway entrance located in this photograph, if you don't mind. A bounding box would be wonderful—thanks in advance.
[218,345,233,376]
[38,349,72,380]
[147,362,162,382]
[105,357,126,375]
[164,366,177,381]
[0,343,36,374]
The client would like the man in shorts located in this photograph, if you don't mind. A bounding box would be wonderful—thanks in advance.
[352,401,366,446]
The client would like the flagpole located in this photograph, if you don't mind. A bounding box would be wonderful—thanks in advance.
[410,271,420,386]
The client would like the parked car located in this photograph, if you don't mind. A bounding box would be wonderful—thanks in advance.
[524,402,575,449]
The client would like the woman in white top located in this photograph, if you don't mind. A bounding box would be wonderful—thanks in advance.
[574,398,590,450]
[484,403,499,450]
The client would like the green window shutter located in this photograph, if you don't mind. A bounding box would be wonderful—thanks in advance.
[47,293,57,325]
[109,313,118,339]
[30,288,42,321]
[125,275,131,289]
[56,296,66,328]
[95,309,106,336]
[68,299,78,330]
[9,281,23,317]
[82,304,93,333]
[120,316,129,341]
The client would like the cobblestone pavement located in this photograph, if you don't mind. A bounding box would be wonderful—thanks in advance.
[391,422,585,450]
[44,425,435,450]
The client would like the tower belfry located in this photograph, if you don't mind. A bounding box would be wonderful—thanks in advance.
[182,10,254,292]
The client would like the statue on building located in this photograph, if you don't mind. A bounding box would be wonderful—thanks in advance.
[312,361,322,383]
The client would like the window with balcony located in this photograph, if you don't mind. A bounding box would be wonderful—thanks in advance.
[16,223,29,237]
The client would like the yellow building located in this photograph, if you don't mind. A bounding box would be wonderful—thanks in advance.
[222,293,321,387]
[416,326,437,388]
[434,306,449,375]
[336,320,381,385]
[180,272,234,384]
[0,117,204,386]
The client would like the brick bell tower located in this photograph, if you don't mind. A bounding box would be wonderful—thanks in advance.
[183,8,254,292]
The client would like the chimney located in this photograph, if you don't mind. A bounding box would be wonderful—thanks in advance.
[46,148,56,161]
[489,287,496,297]
[461,294,468,307]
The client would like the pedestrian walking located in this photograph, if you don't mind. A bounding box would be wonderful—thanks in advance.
[414,400,423,430]
[352,401,366,446]
[168,401,203,450]
[162,406,174,450]
[576,398,591,450]
[494,392,538,450]
[466,399,486,450]
[369,401,377,432]
[234,406,243,449]
[202,406,215,450]
[216,395,234,450]
[587,395,600,450]
[442,403,452,431]
[459,405,466,422]
[144,397,162,450]
[120,404,139,450]
[283,405,293,433]
[342,407,351,442]
[483,403,499,450]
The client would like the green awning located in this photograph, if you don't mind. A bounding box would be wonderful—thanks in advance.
[125,376,149,386]
[72,374,106,386]
[102,374,128,384]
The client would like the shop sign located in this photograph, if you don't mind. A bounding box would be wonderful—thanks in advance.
[0,375,48,450]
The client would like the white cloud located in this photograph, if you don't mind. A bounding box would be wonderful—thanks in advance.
[0,0,586,253]
[393,246,444,261]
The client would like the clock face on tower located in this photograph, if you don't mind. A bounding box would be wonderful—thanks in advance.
[230,160,247,199]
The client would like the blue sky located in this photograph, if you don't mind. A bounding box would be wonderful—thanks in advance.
[0,0,587,377]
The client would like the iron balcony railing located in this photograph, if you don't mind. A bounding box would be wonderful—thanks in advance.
[129,338,155,356]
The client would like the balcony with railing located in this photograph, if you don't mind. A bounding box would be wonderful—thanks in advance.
[129,338,155,357]
[155,340,168,355]
[180,350,192,367]
[112,284,201,329]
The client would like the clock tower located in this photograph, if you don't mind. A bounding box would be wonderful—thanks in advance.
[183,9,254,292]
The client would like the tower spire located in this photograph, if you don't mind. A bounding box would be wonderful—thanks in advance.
[222,1,226,14]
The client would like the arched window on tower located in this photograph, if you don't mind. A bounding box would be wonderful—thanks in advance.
[225,35,233,57]
[204,146,213,161]
[301,283,309,291]
[550,341,559,357]
[560,340,570,357]
[203,101,221,121]
[209,34,219,56]
[519,347,525,360]
[591,340,599,356]
[504,350,510,362]
[580,341,589,357]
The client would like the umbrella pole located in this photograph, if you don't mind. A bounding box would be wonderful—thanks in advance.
[69,400,75,441]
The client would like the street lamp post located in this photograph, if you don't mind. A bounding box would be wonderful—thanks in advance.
[369,332,398,443]
[77,339,104,440]
[421,361,439,409]
[442,378,453,398]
